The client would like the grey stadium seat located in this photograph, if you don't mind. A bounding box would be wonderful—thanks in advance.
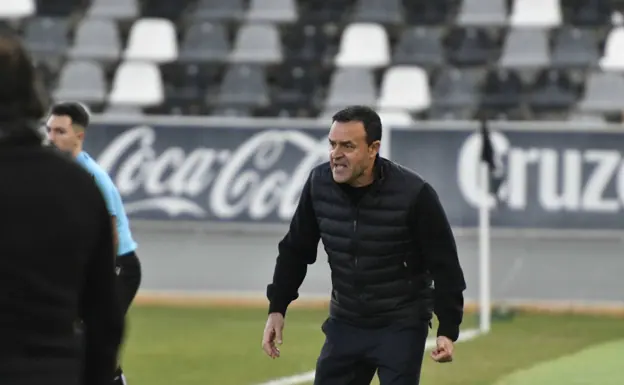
[550,27,599,68]
[577,72,624,112]
[456,0,507,26]
[229,24,283,64]
[178,22,230,62]
[351,0,403,24]
[88,0,139,19]
[324,68,377,110]
[499,28,550,69]
[189,0,246,21]
[431,68,480,109]
[70,18,121,61]
[103,105,144,116]
[23,17,69,57]
[567,112,605,123]
[53,61,107,103]
[246,0,298,23]
[392,27,445,67]
[216,65,270,107]
[527,70,577,110]
[211,107,251,117]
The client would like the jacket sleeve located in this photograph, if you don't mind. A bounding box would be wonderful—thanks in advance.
[266,172,321,316]
[409,183,467,342]
[79,192,125,385]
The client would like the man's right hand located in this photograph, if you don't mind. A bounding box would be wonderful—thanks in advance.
[262,312,285,359]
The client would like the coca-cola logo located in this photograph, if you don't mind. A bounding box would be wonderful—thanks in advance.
[95,126,327,220]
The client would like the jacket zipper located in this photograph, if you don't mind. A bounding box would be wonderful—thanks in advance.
[353,219,358,268]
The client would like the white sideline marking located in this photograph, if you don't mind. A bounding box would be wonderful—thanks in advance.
[253,328,483,385]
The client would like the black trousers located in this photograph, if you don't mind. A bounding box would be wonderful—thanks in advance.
[75,252,141,383]
[113,252,141,384]
[314,317,428,385]
[115,251,142,314]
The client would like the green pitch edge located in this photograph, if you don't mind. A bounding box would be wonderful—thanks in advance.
[493,338,624,385]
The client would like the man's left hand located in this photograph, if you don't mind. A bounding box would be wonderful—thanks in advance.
[431,336,454,363]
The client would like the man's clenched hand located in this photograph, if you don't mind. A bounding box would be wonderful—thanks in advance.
[431,336,454,363]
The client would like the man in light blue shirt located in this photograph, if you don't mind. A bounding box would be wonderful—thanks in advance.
[46,102,141,385]
[75,151,138,256]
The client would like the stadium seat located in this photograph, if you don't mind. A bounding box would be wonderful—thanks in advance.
[88,0,139,19]
[351,0,403,25]
[281,24,328,64]
[378,110,414,126]
[35,0,80,16]
[124,18,178,63]
[567,112,605,123]
[598,27,624,71]
[509,0,562,27]
[103,105,144,116]
[527,69,578,111]
[246,0,297,23]
[392,27,445,68]
[577,72,624,112]
[428,106,476,120]
[550,27,599,69]
[9,0,616,121]
[53,61,107,103]
[299,0,350,23]
[23,17,70,60]
[179,22,230,63]
[270,64,329,115]
[216,64,270,108]
[324,68,377,110]
[108,61,164,106]
[229,24,283,64]
[480,68,524,113]
[431,68,480,110]
[404,0,452,25]
[563,0,611,26]
[211,107,252,117]
[161,63,220,114]
[141,0,195,20]
[499,28,550,69]
[334,23,390,67]
[456,0,507,26]
[0,0,35,18]
[445,27,496,66]
[189,0,246,22]
[377,66,431,112]
[70,18,121,61]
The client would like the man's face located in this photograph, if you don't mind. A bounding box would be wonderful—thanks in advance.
[328,121,379,185]
[46,114,82,155]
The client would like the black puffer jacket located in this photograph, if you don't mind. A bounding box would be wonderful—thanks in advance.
[309,157,434,325]
[268,157,466,340]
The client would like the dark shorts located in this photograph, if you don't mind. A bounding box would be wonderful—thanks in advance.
[115,251,142,314]
[314,317,429,385]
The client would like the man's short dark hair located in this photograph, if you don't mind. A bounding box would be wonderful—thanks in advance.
[331,105,382,145]
[50,102,90,129]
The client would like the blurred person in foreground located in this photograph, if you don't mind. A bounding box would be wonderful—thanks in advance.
[0,35,124,385]
[263,106,467,385]
[46,101,141,385]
